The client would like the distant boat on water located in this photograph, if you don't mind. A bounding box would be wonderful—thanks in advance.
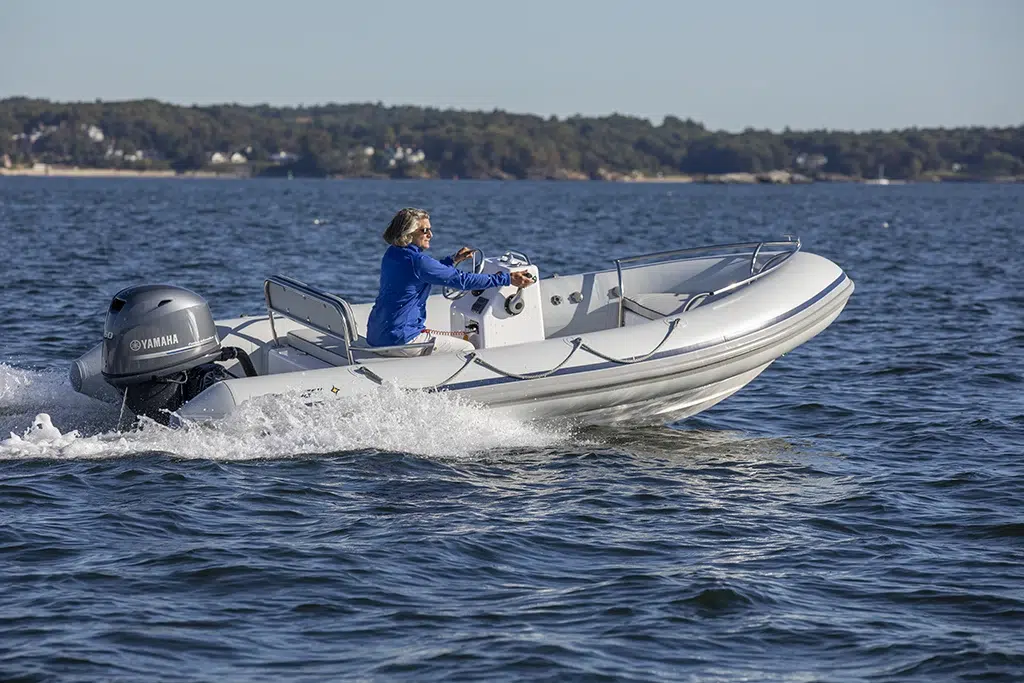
[864,164,890,185]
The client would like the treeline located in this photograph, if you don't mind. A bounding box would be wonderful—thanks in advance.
[2,97,1022,180]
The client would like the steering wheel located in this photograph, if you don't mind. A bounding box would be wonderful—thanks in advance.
[443,248,485,300]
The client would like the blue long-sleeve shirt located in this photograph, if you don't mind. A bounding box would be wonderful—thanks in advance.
[366,245,511,346]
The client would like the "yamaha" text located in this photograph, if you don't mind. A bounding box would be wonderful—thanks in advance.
[135,334,179,351]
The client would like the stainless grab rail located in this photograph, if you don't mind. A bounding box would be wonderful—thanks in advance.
[750,242,765,276]
[614,237,801,326]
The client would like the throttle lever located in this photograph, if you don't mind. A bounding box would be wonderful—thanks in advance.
[504,272,536,316]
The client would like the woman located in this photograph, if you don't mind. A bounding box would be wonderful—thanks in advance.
[366,208,535,355]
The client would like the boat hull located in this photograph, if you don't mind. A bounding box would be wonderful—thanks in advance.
[70,244,854,428]
[172,254,853,426]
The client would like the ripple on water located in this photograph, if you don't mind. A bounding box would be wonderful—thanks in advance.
[1,181,1023,681]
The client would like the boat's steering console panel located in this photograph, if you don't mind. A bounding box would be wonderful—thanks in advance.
[450,253,544,349]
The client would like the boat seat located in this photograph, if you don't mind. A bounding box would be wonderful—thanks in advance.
[622,292,694,320]
[267,343,333,372]
[265,274,433,365]
[285,328,435,366]
[285,328,351,366]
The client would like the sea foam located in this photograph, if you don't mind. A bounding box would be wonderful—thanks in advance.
[0,363,571,461]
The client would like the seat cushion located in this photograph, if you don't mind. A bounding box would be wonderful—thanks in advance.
[285,327,423,365]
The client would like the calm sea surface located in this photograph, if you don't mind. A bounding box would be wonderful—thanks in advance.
[1,178,1022,682]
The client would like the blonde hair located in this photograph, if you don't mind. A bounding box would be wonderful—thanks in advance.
[383,207,430,247]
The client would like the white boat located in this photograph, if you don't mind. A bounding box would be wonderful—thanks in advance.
[70,238,853,427]
[864,164,890,185]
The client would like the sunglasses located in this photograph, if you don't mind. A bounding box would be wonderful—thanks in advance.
[419,227,433,236]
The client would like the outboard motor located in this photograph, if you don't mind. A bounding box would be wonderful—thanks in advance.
[100,284,252,424]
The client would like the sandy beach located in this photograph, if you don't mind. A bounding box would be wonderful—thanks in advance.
[0,165,224,179]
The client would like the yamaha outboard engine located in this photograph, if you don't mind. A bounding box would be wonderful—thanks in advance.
[101,285,238,424]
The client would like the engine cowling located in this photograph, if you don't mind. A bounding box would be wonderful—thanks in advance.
[101,284,224,423]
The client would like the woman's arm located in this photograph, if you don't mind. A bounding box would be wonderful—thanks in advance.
[413,253,511,290]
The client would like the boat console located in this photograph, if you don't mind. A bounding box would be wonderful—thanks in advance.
[449,251,544,349]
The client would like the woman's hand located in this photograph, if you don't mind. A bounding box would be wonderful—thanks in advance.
[453,247,475,264]
[510,270,536,288]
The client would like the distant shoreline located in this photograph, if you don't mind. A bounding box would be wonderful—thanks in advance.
[1,165,1021,184]
[5,98,1021,182]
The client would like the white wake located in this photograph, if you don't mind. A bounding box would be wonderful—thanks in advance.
[0,363,571,461]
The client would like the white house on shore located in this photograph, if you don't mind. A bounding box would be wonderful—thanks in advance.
[269,151,298,164]
[210,151,249,164]
[380,145,427,169]
[82,124,105,142]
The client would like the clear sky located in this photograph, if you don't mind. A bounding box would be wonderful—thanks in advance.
[1,0,1021,132]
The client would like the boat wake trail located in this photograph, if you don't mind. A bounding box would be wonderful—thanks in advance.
[0,363,572,461]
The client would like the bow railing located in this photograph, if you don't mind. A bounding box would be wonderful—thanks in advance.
[613,237,800,326]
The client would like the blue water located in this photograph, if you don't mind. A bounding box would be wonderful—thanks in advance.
[1,178,1022,682]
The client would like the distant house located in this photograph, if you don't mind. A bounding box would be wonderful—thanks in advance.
[11,126,57,147]
[209,151,248,165]
[379,145,427,169]
[104,146,153,163]
[81,124,105,143]
[269,151,298,164]
[795,153,828,171]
